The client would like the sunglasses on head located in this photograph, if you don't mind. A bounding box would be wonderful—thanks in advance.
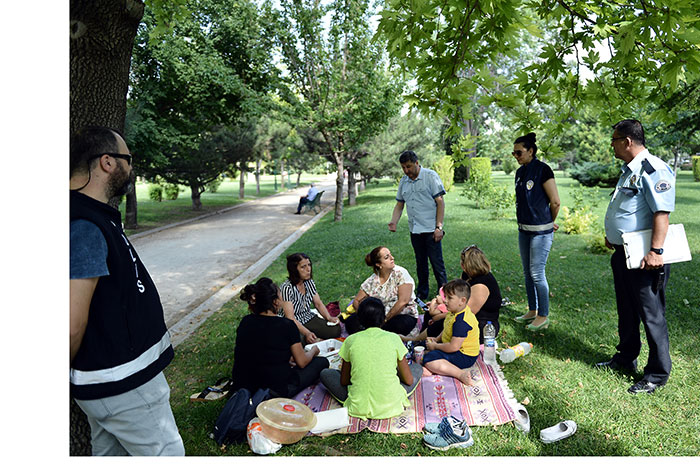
[462,244,479,254]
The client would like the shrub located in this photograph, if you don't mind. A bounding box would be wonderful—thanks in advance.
[693,156,700,181]
[501,156,518,175]
[432,155,454,192]
[559,185,601,234]
[585,233,611,255]
[569,161,619,187]
[469,157,492,183]
[163,183,181,200]
[206,178,223,193]
[148,184,163,202]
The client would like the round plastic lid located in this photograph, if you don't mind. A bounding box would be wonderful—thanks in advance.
[256,398,317,432]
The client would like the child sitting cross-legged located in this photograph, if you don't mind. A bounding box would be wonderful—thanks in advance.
[319,297,423,420]
[422,279,480,386]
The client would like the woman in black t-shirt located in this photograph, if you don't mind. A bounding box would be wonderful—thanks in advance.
[230,278,329,397]
[460,245,503,343]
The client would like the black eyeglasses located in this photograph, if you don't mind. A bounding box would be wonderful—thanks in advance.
[89,152,133,166]
[611,136,627,143]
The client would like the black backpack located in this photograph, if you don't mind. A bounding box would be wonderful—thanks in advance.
[213,387,271,445]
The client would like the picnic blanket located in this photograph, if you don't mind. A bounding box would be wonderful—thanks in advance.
[293,353,518,435]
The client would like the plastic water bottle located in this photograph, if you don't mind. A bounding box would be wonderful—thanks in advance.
[499,342,533,364]
[483,321,497,365]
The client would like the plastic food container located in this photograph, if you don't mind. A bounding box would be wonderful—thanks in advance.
[304,338,343,357]
[256,398,317,444]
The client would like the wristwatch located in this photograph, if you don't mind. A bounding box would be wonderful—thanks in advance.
[649,247,664,255]
[435,225,443,231]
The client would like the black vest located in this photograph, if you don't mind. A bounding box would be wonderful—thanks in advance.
[70,191,173,400]
[514,158,554,234]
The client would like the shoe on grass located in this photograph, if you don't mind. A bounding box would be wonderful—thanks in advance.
[539,420,577,444]
[513,313,536,323]
[628,379,665,394]
[423,418,474,451]
[513,404,530,433]
[423,415,462,435]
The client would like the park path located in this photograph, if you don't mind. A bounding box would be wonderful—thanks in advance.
[130,174,342,346]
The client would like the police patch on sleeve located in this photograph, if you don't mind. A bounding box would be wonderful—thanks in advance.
[526,180,534,190]
[655,180,672,193]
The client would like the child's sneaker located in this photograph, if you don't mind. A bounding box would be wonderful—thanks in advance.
[423,417,474,451]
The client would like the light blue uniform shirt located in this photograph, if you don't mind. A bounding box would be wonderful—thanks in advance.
[396,167,446,234]
[604,149,675,245]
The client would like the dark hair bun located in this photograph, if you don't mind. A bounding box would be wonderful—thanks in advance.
[365,253,373,267]
[525,132,536,142]
[240,284,256,304]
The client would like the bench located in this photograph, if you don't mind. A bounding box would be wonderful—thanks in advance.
[301,190,324,215]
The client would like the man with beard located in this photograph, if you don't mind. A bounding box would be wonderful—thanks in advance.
[70,126,184,455]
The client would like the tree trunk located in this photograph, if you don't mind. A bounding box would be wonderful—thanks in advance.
[190,182,203,210]
[347,168,357,206]
[280,159,286,190]
[70,0,145,455]
[360,177,366,191]
[296,171,302,187]
[239,165,246,199]
[124,171,138,229]
[255,159,261,195]
[334,155,344,222]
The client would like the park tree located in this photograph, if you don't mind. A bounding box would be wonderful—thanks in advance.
[376,0,700,140]
[127,0,273,210]
[265,0,402,221]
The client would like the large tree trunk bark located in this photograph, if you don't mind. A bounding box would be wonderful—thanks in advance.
[280,159,287,190]
[239,165,246,199]
[190,182,203,210]
[334,155,344,222]
[255,159,261,195]
[347,168,357,206]
[124,171,138,228]
[70,0,145,455]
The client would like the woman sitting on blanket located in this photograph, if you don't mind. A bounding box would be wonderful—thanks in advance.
[320,297,423,420]
[280,253,340,345]
[404,245,503,344]
[345,246,420,336]
[231,277,328,398]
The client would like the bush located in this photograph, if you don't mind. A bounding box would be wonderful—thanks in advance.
[206,178,223,193]
[148,184,163,202]
[693,156,700,181]
[569,161,619,187]
[559,186,601,234]
[163,183,181,200]
[501,156,518,175]
[432,156,455,192]
[585,233,611,255]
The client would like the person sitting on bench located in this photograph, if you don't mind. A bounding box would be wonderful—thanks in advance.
[295,183,318,214]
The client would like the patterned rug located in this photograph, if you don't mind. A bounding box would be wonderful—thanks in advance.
[293,353,519,435]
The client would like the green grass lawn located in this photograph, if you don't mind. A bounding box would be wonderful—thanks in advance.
[164,171,700,456]
[119,173,329,235]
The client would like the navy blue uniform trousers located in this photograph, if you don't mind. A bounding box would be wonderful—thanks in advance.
[611,246,671,384]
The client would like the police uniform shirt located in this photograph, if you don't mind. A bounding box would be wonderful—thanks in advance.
[396,167,446,234]
[604,149,675,245]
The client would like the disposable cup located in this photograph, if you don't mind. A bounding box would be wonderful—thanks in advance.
[414,346,425,364]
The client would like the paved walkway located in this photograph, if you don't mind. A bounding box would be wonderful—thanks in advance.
[130,174,342,346]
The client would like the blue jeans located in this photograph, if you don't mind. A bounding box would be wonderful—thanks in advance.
[518,231,553,317]
[409,232,448,300]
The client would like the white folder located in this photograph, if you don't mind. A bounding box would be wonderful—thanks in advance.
[621,224,692,269]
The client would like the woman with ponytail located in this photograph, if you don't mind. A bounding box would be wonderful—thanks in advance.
[512,132,561,331]
[230,277,328,397]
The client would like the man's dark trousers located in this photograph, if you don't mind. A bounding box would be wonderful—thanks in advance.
[611,246,671,384]
[410,232,447,301]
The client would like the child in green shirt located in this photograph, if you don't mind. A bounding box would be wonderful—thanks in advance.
[319,297,422,420]
[422,279,480,385]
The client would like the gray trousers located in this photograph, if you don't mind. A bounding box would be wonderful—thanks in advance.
[319,362,423,402]
[74,372,185,456]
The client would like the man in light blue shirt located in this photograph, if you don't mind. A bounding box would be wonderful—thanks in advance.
[389,150,447,300]
[295,183,319,214]
[597,119,675,395]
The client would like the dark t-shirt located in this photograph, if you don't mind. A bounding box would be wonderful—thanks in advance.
[231,314,301,395]
[461,271,502,328]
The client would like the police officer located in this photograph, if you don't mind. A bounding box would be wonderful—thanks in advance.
[597,119,675,394]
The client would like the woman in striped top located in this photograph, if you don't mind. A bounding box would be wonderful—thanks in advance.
[280,253,341,344]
